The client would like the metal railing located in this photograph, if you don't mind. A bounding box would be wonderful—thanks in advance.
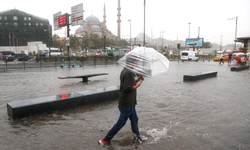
[0,56,121,72]
[0,55,216,72]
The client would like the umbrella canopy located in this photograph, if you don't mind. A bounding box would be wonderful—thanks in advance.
[117,47,169,77]
[232,52,245,56]
[216,51,223,54]
[246,52,250,56]
[225,50,232,53]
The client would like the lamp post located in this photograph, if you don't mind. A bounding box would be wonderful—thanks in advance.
[220,35,223,51]
[104,35,106,53]
[227,16,238,50]
[160,31,165,50]
[128,20,131,50]
[188,22,191,39]
[143,0,146,47]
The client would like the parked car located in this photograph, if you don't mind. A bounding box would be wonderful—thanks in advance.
[2,51,15,56]
[2,51,16,62]
[94,53,107,57]
[3,55,16,62]
[15,53,33,61]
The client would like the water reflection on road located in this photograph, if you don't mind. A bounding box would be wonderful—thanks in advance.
[0,61,250,150]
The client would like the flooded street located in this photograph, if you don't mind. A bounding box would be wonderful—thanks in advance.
[1,61,250,150]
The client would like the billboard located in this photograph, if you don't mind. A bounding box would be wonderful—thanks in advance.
[186,38,203,47]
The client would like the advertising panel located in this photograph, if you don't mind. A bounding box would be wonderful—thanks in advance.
[186,38,203,47]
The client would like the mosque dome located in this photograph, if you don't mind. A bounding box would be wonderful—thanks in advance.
[91,25,101,29]
[76,26,83,31]
[85,15,100,22]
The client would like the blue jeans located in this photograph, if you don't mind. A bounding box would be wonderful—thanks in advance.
[104,106,140,142]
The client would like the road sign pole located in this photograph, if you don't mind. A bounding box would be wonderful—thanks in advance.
[67,22,70,67]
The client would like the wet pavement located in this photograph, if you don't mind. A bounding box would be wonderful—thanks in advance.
[0,61,250,150]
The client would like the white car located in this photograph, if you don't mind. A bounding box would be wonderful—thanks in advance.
[181,51,198,61]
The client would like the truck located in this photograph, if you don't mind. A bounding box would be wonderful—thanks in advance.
[181,51,198,61]
[46,48,63,57]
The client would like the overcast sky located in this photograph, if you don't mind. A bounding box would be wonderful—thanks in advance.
[1,0,250,45]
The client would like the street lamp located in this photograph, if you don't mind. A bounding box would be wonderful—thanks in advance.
[160,31,165,50]
[128,20,131,50]
[104,35,106,53]
[188,22,191,38]
[220,35,223,51]
[143,0,146,47]
[227,16,238,50]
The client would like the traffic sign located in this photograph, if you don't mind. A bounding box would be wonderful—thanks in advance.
[66,37,70,46]
[53,12,62,31]
[71,3,83,26]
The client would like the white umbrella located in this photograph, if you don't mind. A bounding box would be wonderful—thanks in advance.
[117,47,169,77]
[246,53,250,56]
[216,51,223,54]
[232,52,245,56]
[226,50,232,53]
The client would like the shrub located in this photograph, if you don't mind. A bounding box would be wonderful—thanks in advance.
[107,52,114,57]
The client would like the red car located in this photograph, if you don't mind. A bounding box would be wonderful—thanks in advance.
[94,53,106,57]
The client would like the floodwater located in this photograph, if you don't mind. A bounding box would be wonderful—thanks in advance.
[0,61,250,150]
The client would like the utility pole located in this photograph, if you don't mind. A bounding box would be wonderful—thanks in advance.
[188,22,191,39]
[234,16,238,50]
[161,31,165,50]
[220,35,223,51]
[104,35,106,53]
[143,0,146,47]
[128,20,131,50]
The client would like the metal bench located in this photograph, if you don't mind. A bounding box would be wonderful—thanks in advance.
[231,66,249,71]
[184,71,218,81]
[58,73,108,82]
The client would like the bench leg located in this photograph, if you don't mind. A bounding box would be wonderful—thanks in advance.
[82,77,88,82]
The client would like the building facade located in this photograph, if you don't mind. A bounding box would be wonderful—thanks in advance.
[0,9,52,47]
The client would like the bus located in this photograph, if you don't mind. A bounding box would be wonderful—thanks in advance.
[46,48,63,56]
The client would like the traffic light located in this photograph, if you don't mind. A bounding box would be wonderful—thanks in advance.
[111,47,113,50]
[177,43,180,49]
[90,47,92,50]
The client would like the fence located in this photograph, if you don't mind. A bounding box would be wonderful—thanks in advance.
[0,56,121,72]
[0,55,216,72]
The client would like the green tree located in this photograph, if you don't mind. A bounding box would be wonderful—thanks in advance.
[117,39,129,47]
[52,34,60,40]
[203,41,212,48]
[101,36,116,49]
[70,34,81,51]
[83,33,101,50]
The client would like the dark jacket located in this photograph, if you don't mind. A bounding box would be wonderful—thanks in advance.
[118,68,137,108]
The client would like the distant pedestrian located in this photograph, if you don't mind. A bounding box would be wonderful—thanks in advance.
[248,54,250,65]
[232,55,237,66]
[246,54,250,65]
[228,52,232,65]
[219,53,224,64]
[240,55,246,66]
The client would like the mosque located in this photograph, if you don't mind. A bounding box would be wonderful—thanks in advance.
[75,1,121,40]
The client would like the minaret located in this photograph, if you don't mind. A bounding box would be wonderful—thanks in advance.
[103,3,106,25]
[117,0,121,39]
